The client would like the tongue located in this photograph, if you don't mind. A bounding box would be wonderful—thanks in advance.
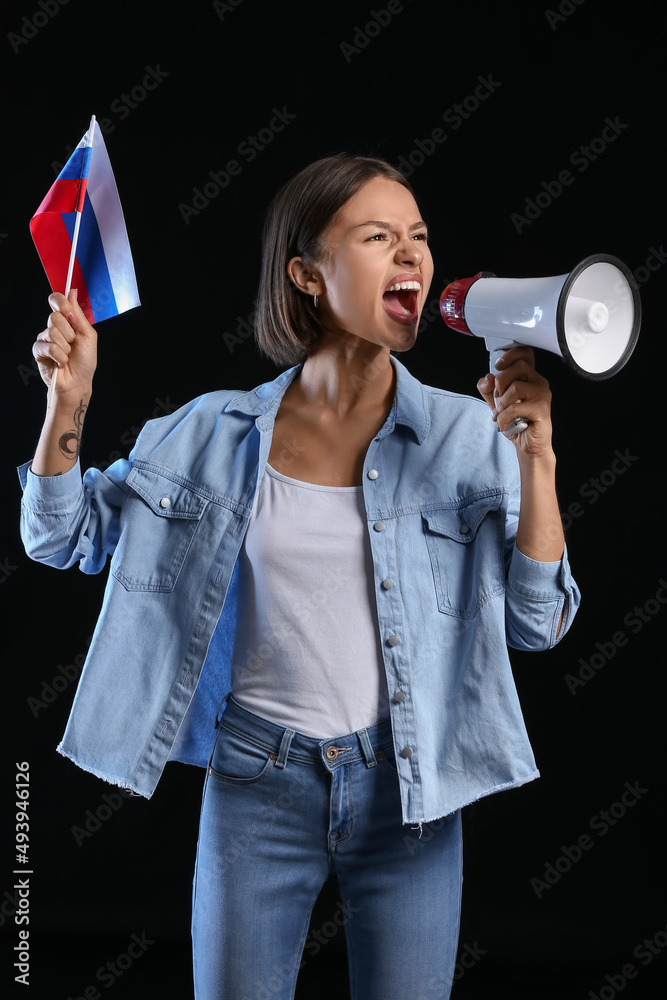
[383,289,416,319]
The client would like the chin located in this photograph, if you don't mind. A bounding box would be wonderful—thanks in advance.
[389,325,418,353]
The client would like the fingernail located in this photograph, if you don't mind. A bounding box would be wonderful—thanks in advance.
[493,388,499,399]
[491,409,498,422]
[71,288,78,302]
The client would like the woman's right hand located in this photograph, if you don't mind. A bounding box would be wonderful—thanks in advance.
[33,289,98,398]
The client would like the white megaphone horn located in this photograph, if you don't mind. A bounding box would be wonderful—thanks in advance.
[440,254,641,435]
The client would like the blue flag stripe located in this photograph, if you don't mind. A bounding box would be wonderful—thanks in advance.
[63,191,118,321]
[58,147,88,181]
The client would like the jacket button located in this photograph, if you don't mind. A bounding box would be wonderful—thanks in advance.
[400,746,413,758]
[160,497,171,508]
[382,578,394,589]
[394,690,406,703]
[367,468,379,480]
[460,522,470,534]
[374,521,386,532]
[387,635,400,646]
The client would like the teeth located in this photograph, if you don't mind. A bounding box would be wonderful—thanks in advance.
[386,280,421,292]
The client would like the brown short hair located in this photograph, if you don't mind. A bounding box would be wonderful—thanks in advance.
[254,154,416,367]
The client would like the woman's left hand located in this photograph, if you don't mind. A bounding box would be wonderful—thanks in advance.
[476,346,555,461]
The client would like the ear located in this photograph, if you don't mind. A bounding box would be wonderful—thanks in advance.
[288,256,322,297]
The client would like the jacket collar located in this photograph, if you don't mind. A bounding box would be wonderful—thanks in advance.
[223,355,430,444]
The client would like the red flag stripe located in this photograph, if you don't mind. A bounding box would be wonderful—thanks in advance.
[30,177,82,218]
[29,212,94,322]
[75,177,88,214]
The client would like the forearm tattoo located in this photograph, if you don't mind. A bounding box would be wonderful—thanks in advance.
[58,399,87,462]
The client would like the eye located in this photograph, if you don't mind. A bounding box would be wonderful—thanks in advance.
[412,232,429,241]
[366,232,388,241]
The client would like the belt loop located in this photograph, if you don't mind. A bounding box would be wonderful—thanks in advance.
[357,728,377,767]
[275,728,295,768]
[214,691,231,729]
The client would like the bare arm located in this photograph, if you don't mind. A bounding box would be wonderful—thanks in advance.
[478,347,567,634]
[31,290,97,476]
[513,451,564,561]
[477,346,565,563]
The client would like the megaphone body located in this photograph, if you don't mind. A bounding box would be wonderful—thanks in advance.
[440,254,641,434]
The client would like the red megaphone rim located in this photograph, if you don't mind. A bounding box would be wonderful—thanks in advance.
[439,272,492,336]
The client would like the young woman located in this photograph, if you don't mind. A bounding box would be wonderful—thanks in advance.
[20,155,579,999]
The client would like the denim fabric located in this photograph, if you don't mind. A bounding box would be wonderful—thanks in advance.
[17,356,580,821]
[192,697,463,1000]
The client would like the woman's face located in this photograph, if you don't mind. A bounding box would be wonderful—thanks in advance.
[313,176,434,353]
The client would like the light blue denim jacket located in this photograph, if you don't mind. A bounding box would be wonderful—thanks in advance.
[18,357,580,824]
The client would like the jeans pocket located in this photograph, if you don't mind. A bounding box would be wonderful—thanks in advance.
[208,724,276,785]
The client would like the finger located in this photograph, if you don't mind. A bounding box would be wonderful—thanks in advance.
[35,323,73,359]
[64,287,93,334]
[495,384,554,430]
[476,373,495,410]
[495,345,535,371]
[65,287,85,325]
[496,403,546,436]
[48,291,70,313]
[33,334,70,369]
[47,310,77,343]
[49,288,91,333]
[494,363,549,406]
[38,321,73,355]
[496,377,551,415]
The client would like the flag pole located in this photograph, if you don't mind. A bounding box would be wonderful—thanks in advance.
[48,114,96,409]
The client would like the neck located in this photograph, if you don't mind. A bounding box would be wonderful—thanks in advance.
[293,333,395,418]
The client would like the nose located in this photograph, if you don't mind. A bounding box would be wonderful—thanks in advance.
[395,237,423,266]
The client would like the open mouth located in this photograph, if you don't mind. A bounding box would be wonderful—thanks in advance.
[382,280,421,325]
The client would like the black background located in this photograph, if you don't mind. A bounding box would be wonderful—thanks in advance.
[2,1,666,997]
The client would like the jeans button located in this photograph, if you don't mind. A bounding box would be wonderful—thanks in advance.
[326,747,339,761]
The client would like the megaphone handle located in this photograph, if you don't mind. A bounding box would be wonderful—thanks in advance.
[487,340,529,437]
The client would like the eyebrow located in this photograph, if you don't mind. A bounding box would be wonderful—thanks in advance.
[355,219,429,232]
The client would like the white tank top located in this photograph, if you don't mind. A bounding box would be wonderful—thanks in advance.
[230,463,389,738]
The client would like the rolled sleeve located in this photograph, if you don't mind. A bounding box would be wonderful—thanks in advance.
[18,456,129,574]
[18,459,85,508]
[505,543,580,651]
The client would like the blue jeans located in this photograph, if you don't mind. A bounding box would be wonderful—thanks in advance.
[192,697,463,999]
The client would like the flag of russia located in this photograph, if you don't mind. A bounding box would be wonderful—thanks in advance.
[30,117,140,325]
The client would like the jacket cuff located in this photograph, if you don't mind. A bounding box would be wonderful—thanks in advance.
[17,459,83,509]
[507,542,574,600]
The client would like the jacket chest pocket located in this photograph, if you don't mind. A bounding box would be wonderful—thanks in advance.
[111,467,209,593]
[422,494,505,618]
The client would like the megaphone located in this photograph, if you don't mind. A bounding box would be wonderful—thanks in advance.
[440,254,641,434]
